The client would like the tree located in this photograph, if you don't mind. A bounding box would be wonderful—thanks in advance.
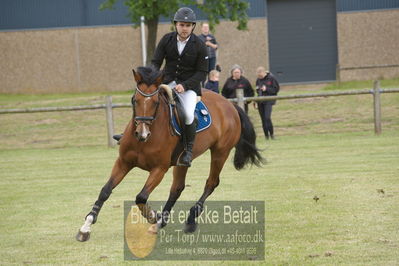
[100,0,249,66]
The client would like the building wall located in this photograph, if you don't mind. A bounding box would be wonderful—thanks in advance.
[337,9,399,81]
[0,26,140,93]
[148,18,269,85]
[199,18,269,85]
[2,8,399,93]
[0,19,268,94]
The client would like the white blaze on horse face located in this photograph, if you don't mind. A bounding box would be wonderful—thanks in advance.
[135,96,154,141]
[143,97,151,115]
[137,123,151,141]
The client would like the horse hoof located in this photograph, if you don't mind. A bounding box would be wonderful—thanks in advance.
[146,211,160,224]
[147,224,158,234]
[76,230,90,242]
[184,222,197,234]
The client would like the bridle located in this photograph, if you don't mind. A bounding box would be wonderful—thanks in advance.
[132,85,161,126]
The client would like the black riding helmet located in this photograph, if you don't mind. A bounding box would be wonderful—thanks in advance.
[173,7,197,37]
[173,7,196,24]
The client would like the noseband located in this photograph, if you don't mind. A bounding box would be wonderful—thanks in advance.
[132,85,160,126]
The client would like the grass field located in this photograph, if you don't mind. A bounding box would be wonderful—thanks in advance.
[0,80,398,265]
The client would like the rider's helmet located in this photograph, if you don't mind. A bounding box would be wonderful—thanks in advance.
[173,7,197,24]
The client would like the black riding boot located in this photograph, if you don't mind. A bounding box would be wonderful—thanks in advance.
[113,134,123,145]
[177,122,196,167]
[113,134,123,142]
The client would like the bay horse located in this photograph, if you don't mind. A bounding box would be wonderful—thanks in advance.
[76,66,263,241]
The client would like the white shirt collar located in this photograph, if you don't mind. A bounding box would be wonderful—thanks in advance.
[177,35,190,55]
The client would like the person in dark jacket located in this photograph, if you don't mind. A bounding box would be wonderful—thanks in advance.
[151,7,208,167]
[221,64,254,113]
[204,70,220,93]
[253,66,280,140]
[198,22,218,73]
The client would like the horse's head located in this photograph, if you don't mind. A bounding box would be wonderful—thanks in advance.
[131,67,165,142]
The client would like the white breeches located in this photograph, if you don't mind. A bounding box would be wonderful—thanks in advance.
[168,82,197,125]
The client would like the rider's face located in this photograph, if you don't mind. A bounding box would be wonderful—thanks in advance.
[176,22,194,40]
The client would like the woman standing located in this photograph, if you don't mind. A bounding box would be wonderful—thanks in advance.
[221,64,254,113]
[253,66,280,140]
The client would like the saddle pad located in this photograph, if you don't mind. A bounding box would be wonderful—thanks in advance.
[171,101,212,135]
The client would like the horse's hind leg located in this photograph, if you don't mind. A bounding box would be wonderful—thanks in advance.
[184,148,230,233]
[76,157,133,242]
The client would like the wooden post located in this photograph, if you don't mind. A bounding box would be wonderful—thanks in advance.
[373,80,382,135]
[336,64,341,86]
[236,88,245,111]
[105,96,116,147]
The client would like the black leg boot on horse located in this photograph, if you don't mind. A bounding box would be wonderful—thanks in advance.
[177,121,197,167]
[76,180,113,242]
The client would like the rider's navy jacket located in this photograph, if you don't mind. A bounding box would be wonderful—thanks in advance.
[151,32,208,96]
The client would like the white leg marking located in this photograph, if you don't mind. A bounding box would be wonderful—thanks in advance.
[80,215,94,233]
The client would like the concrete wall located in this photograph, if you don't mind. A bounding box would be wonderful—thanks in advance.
[0,26,140,93]
[154,18,269,87]
[337,9,399,81]
[0,19,268,94]
[209,19,269,85]
[2,9,399,94]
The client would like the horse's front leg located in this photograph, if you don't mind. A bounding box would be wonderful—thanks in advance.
[76,157,133,242]
[135,167,168,225]
[155,166,188,229]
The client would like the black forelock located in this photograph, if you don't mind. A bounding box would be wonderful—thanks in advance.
[136,66,163,86]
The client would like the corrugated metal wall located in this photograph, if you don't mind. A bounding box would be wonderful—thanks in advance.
[0,0,266,31]
[2,0,399,31]
[0,0,131,30]
[268,0,338,83]
[337,0,399,12]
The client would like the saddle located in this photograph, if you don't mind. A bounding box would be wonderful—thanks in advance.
[169,96,212,135]
[113,89,212,166]
[169,91,212,165]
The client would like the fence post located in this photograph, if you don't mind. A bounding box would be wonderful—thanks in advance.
[105,96,116,147]
[236,88,245,111]
[336,64,341,85]
[373,80,382,135]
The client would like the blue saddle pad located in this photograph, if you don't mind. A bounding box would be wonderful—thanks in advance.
[171,101,212,135]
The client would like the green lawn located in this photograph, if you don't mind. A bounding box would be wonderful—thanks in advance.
[0,80,398,265]
[0,132,398,265]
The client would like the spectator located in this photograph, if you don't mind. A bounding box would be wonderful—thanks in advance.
[198,22,218,73]
[221,64,254,113]
[253,66,280,140]
[204,70,220,93]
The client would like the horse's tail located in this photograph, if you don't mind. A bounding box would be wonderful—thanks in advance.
[233,104,265,170]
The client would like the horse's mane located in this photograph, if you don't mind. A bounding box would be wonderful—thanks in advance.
[136,66,163,86]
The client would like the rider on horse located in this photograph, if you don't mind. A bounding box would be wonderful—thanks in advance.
[151,7,208,167]
[76,8,263,243]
